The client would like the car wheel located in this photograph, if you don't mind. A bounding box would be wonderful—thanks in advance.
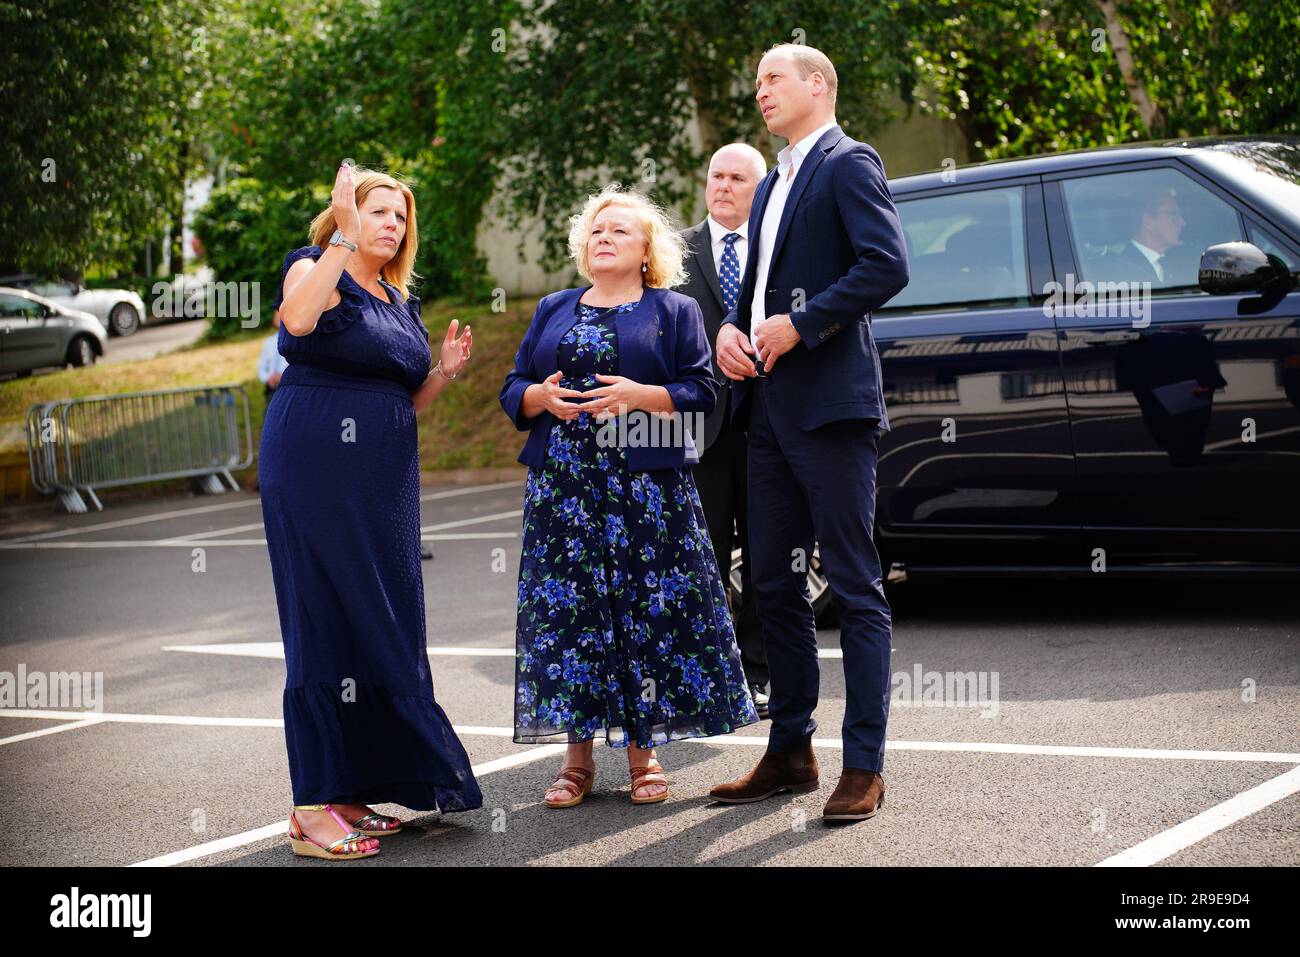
[728,545,839,629]
[65,335,97,368]
[109,302,140,336]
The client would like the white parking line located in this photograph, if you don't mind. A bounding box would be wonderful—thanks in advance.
[1,498,262,544]
[162,522,267,543]
[161,642,517,659]
[0,532,521,549]
[2,708,284,727]
[8,710,1300,765]
[1095,765,1300,867]
[130,744,568,867]
[164,642,516,658]
[0,716,104,745]
[158,488,527,543]
[0,481,524,547]
[420,509,522,533]
[10,707,1297,865]
[161,642,817,660]
[420,480,524,502]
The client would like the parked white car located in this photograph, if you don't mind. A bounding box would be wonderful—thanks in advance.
[0,274,147,337]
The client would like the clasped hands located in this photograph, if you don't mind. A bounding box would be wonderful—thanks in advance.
[716,314,799,380]
[533,371,661,421]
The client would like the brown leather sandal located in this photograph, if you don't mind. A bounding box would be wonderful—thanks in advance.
[544,765,595,809]
[629,760,669,805]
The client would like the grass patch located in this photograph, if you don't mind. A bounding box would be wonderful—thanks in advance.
[0,296,541,474]
[415,296,537,469]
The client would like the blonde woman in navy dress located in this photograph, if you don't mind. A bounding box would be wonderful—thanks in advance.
[501,186,758,808]
[261,163,480,860]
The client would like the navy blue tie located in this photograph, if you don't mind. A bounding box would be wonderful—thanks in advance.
[720,233,741,315]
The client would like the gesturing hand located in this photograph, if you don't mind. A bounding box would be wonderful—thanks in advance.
[439,319,472,379]
[331,161,361,241]
[536,370,584,420]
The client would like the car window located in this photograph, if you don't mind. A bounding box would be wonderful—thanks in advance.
[1245,221,1296,270]
[0,294,42,318]
[885,186,1029,311]
[1060,167,1243,293]
[34,281,75,298]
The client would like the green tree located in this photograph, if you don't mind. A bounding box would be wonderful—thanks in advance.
[1,0,220,278]
[902,0,1300,159]
[501,0,911,268]
[199,0,511,298]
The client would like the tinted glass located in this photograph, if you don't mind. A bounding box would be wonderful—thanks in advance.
[1061,167,1242,292]
[887,186,1029,310]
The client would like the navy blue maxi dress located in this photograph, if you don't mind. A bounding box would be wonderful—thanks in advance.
[259,245,482,813]
[513,299,759,748]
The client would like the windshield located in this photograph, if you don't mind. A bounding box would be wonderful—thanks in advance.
[1194,141,1300,219]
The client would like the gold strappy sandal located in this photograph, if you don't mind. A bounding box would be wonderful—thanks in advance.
[351,810,403,837]
[288,804,381,860]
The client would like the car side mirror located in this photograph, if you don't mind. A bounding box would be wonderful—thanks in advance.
[1199,242,1293,296]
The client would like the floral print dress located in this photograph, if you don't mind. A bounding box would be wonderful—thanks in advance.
[514,299,758,749]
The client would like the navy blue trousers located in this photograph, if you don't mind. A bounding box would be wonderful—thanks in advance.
[746,376,892,772]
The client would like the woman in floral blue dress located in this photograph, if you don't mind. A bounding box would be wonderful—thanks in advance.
[501,186,758,807]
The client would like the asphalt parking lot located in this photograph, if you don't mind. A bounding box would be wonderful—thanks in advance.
[1,480,1297,867]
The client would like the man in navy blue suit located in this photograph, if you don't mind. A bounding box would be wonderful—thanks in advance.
[707,43,909,822]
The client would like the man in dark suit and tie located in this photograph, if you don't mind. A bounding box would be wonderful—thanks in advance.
[679,143,771,717]
[707,43,909,822]
[1092,188,1186,287]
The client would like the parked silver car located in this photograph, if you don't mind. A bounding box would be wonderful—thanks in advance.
[0,287,107,377]
[0,274,147,336]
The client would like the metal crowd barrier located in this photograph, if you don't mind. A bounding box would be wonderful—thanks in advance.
[25,384,253,512]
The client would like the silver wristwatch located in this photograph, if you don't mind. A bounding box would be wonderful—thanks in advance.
[328,228,357,252]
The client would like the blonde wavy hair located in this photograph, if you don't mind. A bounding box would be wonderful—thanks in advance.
[308,166,419,301]
[568,184,688,289]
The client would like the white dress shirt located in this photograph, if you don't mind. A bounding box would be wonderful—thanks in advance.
[706,214,748,285]
[1130,239,1165,283]
[748,119,837,346]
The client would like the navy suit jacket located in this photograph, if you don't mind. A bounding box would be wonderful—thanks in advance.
[500,286,717,470]
[721,125,909,432]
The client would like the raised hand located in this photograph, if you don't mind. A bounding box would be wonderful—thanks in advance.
[440,319,473,379]
[331,161,361,241]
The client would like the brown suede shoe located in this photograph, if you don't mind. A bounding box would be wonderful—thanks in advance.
[708,741,819,804]
[822,768,886,822]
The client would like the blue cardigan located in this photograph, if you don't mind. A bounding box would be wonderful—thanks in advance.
[499,286,717,470]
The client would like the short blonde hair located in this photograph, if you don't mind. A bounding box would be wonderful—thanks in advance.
[308,166,419,301]
[764,43,838,106]
[568,184,688,289]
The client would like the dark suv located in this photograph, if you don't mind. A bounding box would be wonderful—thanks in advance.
[871,136,1300,577]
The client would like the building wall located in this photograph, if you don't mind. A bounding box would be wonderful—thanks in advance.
[476,105,972,296]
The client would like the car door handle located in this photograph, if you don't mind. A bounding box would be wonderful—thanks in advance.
[1085,331,1143,345]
